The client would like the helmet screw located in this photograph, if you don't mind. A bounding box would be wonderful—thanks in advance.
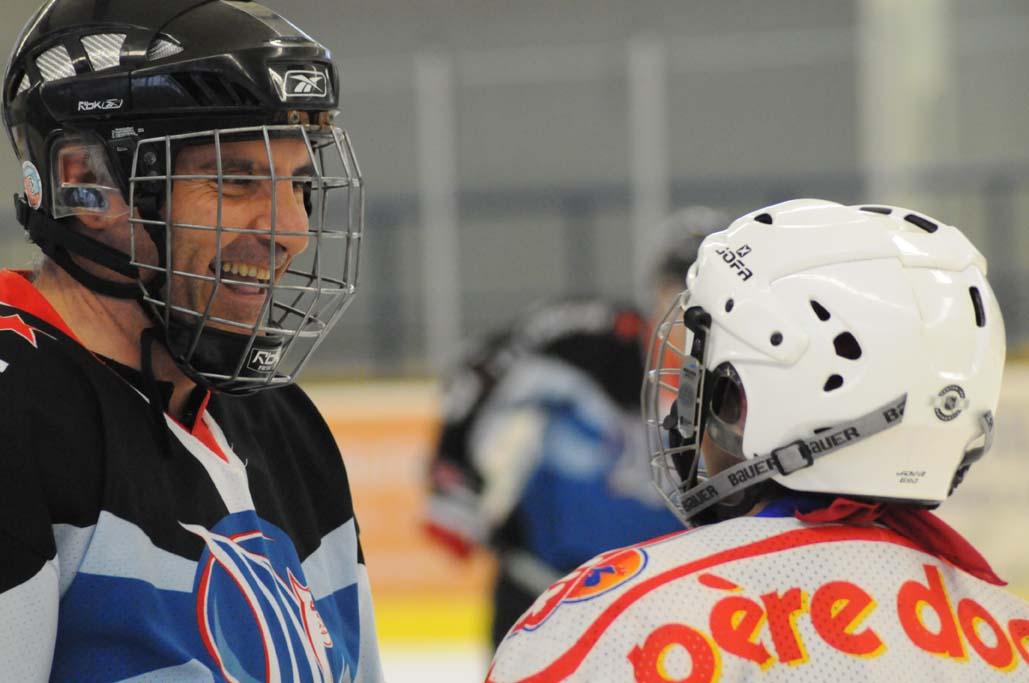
[770,331,783,346]
[143,151,157,167]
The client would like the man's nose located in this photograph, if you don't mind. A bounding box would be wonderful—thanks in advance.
[252,178,310,257]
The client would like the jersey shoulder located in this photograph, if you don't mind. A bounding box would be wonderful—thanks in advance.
[492,518,1029,682]
[517,297,647,409]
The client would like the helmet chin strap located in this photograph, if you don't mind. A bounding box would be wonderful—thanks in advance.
[163,319,285,394]
[700,414,770,522]
[948,411,995,496]
[16,195,142,299]
[672,394,910,522]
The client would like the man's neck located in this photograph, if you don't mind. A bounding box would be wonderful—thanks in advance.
[32,261,196,417]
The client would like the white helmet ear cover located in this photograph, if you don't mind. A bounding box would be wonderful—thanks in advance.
[688,199,1005,506]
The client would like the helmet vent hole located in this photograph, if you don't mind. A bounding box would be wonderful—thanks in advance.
[770,332,783,346]
[15,72,31,97]
[171,73,257,107]
[969,286,986,327]
[147,36,184,61]
[823,375,844,392]
[81,33,126,71]
[810,300,831,321]
[833,332,861,360]
[724,299,734,313]
[754,213,773,225]
[860,206,892,215]
[904,213,938,234]
[36,44,76,82]
[814,426,832,434]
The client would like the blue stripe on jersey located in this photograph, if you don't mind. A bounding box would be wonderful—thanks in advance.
[52,511,361,682]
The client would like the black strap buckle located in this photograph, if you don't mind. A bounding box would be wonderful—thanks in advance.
[770,440,814,476]
[14,193,30,228]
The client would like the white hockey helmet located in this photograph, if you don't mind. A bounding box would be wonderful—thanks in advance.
[644,199,1005,525]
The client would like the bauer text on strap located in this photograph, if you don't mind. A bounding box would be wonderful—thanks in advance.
[678,394,908,517]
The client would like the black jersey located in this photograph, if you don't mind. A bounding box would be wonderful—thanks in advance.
[430,298,649,504]
[0,270,382,682]
[425,298,682,648]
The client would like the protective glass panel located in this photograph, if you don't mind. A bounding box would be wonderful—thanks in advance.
[50,135,127,219]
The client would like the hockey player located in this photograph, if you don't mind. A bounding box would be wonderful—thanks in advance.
[487,199,1028,682]
[425,209,726,651]
[0,1,381,680]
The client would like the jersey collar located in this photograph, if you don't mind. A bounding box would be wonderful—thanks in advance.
[0,269,80,342]
[756,492,836,518]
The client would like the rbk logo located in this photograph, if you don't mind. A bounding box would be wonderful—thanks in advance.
[77,98,124,112]
[248,347,282,372]
[284,70,327,98]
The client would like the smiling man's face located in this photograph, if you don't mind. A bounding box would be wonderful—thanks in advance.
[166,135,315,332]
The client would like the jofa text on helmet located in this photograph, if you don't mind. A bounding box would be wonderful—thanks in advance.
[77,98,124,112]
[714,244,753,281]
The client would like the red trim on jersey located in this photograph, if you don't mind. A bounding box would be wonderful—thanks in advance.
[166,391,226,462]
[0,269,80,342]
[189,394,227,462]
[0,271,228,457]
[498,525,923,683]
[796,497,1005,586]
[423,521,474,558]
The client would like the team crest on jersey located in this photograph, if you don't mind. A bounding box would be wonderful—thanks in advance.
[512,548,647,632]
[186,514,351,683]
[566,548,647,601]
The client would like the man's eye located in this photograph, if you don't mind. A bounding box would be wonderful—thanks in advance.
[224,178,257,188]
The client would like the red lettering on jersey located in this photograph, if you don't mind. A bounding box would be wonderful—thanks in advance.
[1010,619,1029,665]
[0,313,38,347]
[897,564,966,660]
[628,623,720,683]
[760,587,809,665]
[698,573,739,592]
[810,581,884,658]
[709,595,772,669]
[957,599,1015,671]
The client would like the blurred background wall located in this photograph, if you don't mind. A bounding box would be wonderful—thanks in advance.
[3,0,1027,374]
[2,1,1027,680]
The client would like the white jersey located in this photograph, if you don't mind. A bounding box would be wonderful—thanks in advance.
[488,509,1029,682]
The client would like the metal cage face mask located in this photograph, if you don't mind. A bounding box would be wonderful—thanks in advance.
[643,289,710,525]
[127,123,363,394]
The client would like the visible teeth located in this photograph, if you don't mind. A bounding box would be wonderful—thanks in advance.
[220,261,271,282]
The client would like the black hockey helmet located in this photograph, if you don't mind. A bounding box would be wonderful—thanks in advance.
[3,0,363,394]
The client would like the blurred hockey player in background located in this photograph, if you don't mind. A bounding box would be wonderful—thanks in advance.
[488,199,1029,682]
[424,208,727,651]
